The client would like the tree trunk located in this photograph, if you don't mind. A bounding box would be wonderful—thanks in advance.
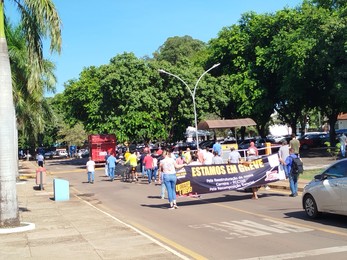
[0,3,20,227]
[328,114,338,147]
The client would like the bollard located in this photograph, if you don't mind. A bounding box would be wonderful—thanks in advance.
[36,167,46,190]
[265,142,272,155]
[40,171,43,190]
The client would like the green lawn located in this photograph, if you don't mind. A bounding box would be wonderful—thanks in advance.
[300,168,324,180]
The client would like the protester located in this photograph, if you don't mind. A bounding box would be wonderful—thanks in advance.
[247,142,258,161]
[289,134,300,156]
[104,151,110,176]
[139,152,146,178]
[285,148,300,197]
[212,140,222,156]
[124,150,138,181]
[124,149,131,161]
[107,152,118,182]
[143,152,154,184]
[228,147,241,164]
[212,151,224,164]
[189,154,202,165]
[197,148,205,164]
[183,148,192,164]
[86,156,95,184]
[278,140,290,177]
[157,151,166,199]
[203,147,214,165]
[152,154,158,182]
[176,151,186,165]
[37,153,44,167]
[159,150,186,209]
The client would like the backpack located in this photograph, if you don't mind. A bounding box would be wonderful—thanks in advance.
[291,157,304,175]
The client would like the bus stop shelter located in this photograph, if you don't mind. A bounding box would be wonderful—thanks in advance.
[197,118,257,130]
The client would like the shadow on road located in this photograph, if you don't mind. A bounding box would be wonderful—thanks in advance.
[284,211,347,229]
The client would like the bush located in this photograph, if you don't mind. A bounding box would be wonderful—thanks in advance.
[324,141,341,159]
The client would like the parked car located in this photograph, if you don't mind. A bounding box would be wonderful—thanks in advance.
[302,158,347,219]
[238,138,266,150]
[172,142,197,152]
[57,150,68,158]
[44,151,56,159]
[298,132,329,150]
[198,140,215,149]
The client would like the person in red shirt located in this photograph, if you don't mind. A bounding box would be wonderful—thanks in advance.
[143,152,154,184]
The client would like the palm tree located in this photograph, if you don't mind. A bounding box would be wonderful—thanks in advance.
[0,0,61,228]
[7,22,57,149]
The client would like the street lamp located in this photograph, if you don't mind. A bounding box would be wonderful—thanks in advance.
[158,63,220,149]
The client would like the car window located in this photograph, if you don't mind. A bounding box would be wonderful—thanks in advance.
[324,160,347,178]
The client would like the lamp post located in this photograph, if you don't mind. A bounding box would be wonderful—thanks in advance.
[159,63,220,149]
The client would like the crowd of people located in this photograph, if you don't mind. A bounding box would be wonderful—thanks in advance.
[82,134,306,209]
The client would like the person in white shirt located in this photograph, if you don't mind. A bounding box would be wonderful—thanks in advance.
[212,151,224,164]
[228,147,241,164]
[278,140,290,177]
[203,147,214,165]
[86,157,96,184]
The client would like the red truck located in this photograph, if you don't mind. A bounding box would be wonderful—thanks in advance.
[88,134,116,164]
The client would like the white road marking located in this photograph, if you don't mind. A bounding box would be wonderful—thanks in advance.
[189,218,312,239]
[240,245,347,259]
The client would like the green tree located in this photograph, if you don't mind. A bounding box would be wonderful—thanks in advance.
[0,0,61,228]
[62,53,169,143]
[153,35,206,65]
[207,12,282,138]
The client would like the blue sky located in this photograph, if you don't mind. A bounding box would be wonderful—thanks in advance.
[6,0,303,95]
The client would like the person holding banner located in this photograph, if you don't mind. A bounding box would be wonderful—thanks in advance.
[247,142,258,161]
[159,150,186,209]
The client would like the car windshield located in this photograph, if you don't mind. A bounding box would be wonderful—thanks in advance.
[323,160,347,178]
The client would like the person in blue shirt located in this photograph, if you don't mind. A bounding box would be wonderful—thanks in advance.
[212,140,222,156]
[285,148,299,197]
[107,152,118,182]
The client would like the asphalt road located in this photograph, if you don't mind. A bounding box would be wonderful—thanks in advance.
[45,158,347,260]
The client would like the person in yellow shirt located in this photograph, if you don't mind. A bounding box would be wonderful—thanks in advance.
[124,150,138,181]
[124,149,131,161]
[183,148,192,164]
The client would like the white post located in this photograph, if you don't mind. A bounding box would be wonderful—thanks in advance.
[159,63,220,149]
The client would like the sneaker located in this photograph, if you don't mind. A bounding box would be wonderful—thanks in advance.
[173,204,178,209]
[168,206,175,210]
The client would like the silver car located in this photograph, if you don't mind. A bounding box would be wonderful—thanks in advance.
[302,158,347,218]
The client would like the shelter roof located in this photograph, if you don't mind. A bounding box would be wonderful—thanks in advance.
[198,118,256,130]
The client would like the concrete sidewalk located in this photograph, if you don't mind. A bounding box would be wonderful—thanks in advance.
[0,161,182,260]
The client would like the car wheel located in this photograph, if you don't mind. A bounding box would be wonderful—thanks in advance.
[303,194,320,219]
